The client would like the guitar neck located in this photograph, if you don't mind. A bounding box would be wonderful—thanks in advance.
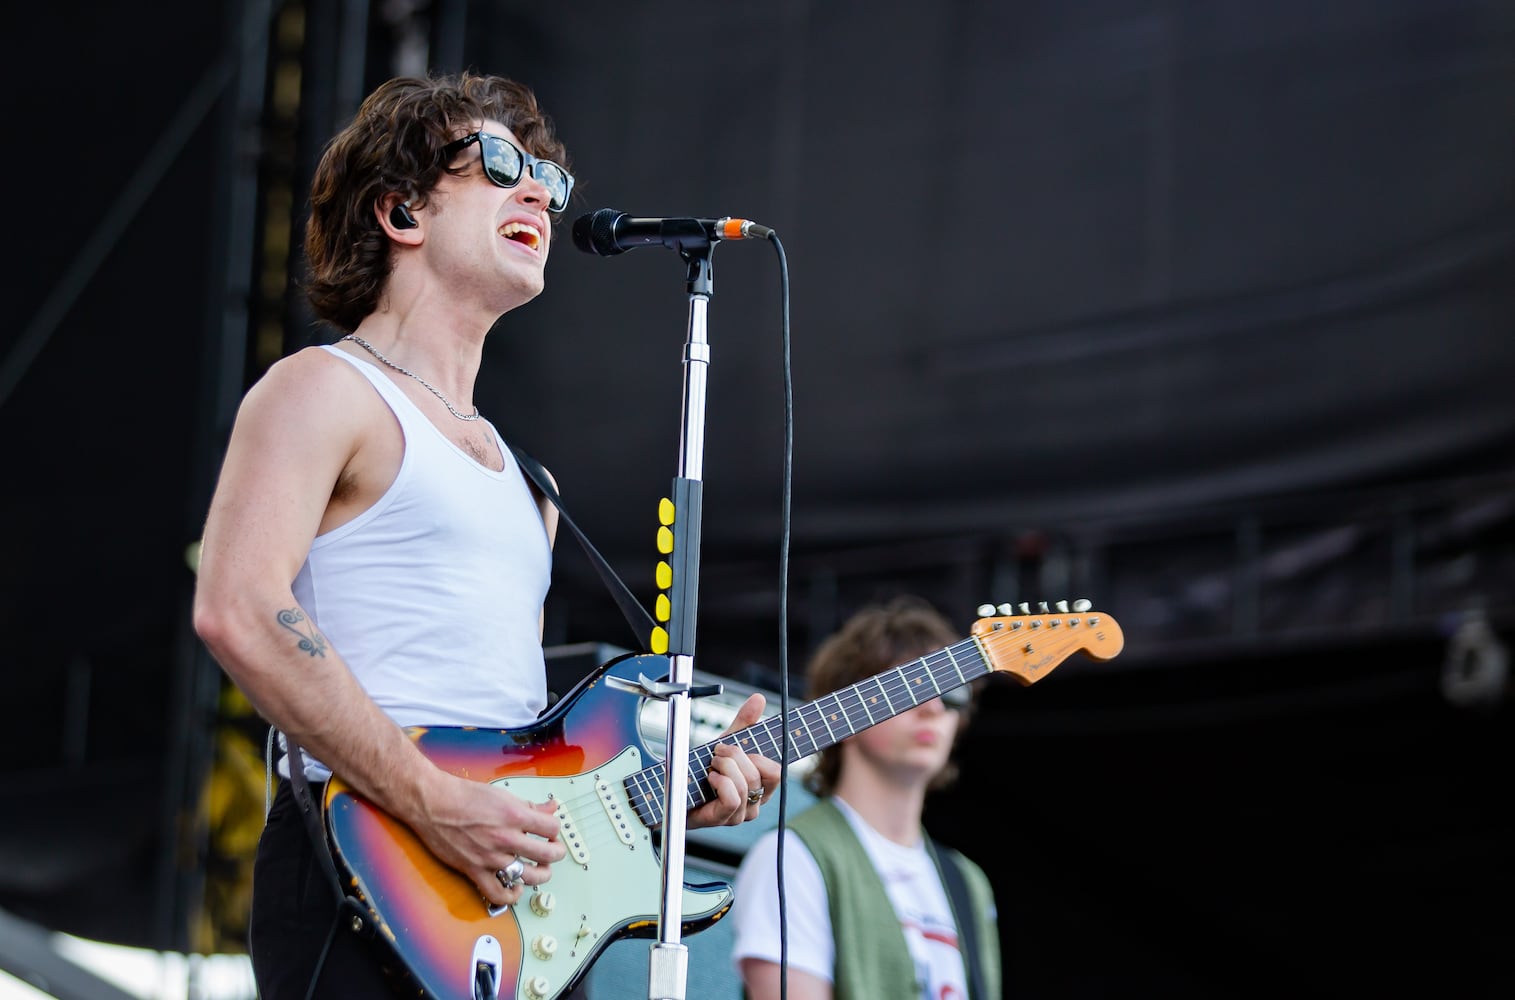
[625,635,993,828]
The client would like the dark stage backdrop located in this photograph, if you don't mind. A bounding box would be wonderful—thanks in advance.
[0,1,1511,996]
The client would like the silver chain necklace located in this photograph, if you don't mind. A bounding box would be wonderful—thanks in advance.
[343,334,482,421]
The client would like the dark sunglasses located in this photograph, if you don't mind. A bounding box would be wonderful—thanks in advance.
[442,131,575,213]
[940,685,971,710]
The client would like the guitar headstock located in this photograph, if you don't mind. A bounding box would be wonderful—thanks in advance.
[970,599,1124,686]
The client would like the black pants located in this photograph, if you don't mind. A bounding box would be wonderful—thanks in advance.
[249,780,403,998]
[250,780,594,999]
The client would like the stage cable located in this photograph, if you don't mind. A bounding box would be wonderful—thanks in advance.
[767,233,795,1000]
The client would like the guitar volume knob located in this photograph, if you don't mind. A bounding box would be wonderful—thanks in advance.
[531,934,559,960]
[530,891,556,916]
[524,976,553,999]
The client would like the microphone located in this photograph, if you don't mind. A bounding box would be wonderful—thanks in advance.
[571,208,773,256]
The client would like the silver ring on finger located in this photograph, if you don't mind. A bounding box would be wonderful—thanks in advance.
[496,857,526,890]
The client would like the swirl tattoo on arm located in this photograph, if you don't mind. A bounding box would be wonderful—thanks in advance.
[277,609,328,657]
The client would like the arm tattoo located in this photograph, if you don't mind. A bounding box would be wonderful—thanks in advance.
[277,608,328,657]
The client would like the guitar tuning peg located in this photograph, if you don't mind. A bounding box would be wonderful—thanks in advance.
[977,603,996,617]
[1055,600,1069,613]
[1072,598,1092,612]
[1018,602,1030,615]
[996,603,1016,616]
[1037,601,1049,613]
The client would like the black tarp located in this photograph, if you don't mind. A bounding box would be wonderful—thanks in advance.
[1,1,1511,995]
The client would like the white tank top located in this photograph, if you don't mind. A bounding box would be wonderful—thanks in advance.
[286,346,552,778]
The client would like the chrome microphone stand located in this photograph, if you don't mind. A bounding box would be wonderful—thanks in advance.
[643,235,717,1000]
[579,211,768,1000]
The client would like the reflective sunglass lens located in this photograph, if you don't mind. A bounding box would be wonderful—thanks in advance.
[535,165,569,211]
[482,137,524,186]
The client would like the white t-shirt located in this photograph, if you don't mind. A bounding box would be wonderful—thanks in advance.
[729,798,969,1000]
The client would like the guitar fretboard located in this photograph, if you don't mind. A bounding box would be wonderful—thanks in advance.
[622,635,991,828]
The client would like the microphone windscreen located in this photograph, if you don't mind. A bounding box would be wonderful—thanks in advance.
[571,208,625,256]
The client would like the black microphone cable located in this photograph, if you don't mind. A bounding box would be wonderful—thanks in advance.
[766,231,795,1000]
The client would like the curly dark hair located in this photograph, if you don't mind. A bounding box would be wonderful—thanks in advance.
[801,595,977,799]
[302,70,572,332]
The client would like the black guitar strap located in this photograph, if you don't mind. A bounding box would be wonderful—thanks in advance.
[284,741,372,1000]
[285,743,342,900]
[931,838,988,1000]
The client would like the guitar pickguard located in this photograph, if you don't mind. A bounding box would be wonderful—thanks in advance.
[487,748,731,999]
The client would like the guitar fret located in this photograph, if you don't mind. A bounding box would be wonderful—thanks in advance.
[837,685,869,733]
[916,656,943,697]
[740,723,779,762]
[811,697,840,746]
[687,747,711,809]
[864,674,889,721]
[893,662,924,709]
[921,648,945,693]
[872,667,897,709]
[787,703,824,757]
[831,688,860,738]
[788,711,818,762]
[626,770,660,828]
[860,675,884,721]
[941,645,968,688]
[763,719,787,761]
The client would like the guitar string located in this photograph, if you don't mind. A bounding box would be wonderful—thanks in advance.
[563,629,1056,837]
[617,637,996,824]
[534,624,1096,862]
[388,624,1088,876]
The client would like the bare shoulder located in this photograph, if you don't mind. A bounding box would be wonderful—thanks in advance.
[242,345,387,431]
[202,345,386,573]
[243,344,368,411]
[224,344,388,467]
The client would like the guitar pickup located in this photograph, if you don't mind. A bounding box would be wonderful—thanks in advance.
[597,775,637,847]
[553,797,589,866]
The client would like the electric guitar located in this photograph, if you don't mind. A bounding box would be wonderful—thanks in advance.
[323,602,1124,999]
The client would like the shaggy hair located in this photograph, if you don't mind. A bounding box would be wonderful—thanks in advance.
[802,595,977,798]
[303,71,572,332]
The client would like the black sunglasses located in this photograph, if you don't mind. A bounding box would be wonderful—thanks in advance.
[442,131,575,213]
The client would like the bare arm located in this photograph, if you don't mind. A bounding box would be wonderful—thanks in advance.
[740,959,832,1000]
[192,349,563,906]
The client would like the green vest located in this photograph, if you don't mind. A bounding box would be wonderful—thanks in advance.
[785,799,1002,1000]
